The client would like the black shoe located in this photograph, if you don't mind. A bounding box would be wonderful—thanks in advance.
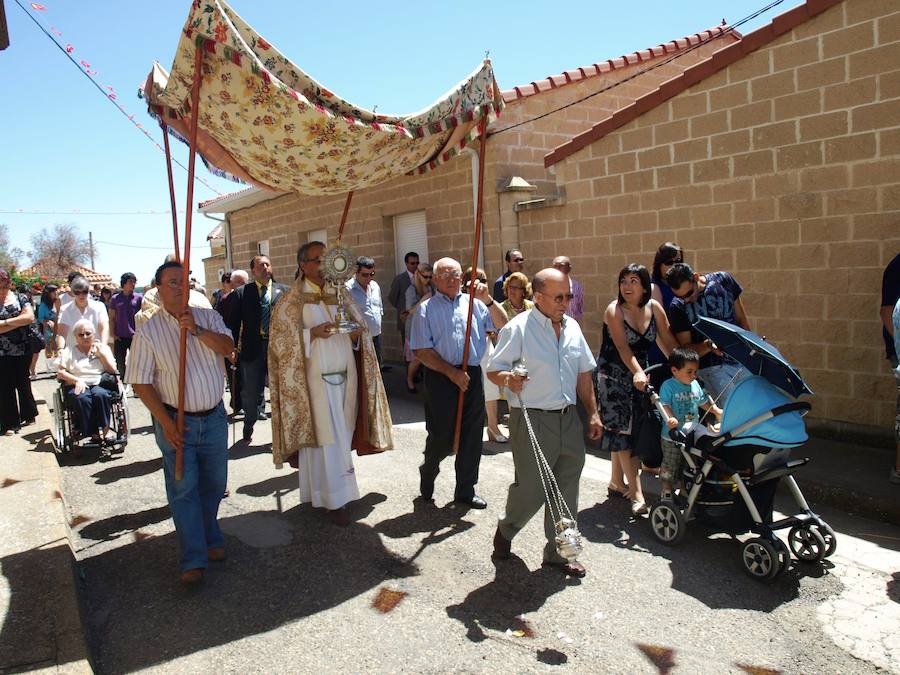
[454,495,487,509]
[492,527,511,560]
[413,495,435,509]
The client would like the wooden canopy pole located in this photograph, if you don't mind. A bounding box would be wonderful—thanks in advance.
[452,116,489,453]
[160,123,181,261]
[174,44,205,481]
[336,190,354,241]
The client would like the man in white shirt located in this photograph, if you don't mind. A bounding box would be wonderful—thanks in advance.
[346,256,384,363]
[126,260,234,584]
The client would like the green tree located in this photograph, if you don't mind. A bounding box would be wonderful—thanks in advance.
[0,224,25,269]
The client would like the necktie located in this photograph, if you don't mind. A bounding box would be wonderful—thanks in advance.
[260,284,270,336]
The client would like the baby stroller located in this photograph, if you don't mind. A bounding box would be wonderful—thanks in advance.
[645,318,836,581]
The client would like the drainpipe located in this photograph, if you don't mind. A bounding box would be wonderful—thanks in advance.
[202,212,232,270]
[497,176,537,260]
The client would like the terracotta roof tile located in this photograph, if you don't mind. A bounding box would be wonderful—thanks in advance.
[20,261,113,285]
[501,25,740,102]
[545,0,843,167]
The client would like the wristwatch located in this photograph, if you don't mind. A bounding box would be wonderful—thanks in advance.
[192,325,205,338]
[485,299,494,307]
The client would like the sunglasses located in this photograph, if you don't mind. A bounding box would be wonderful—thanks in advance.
[409,261,420,265]
[419,274,433,280]
[674,281,696,300]
[359,271,375,278]
[513,257,525,263]
[541,292,574,303]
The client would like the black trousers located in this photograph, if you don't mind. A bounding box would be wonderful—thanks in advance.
[421,365,484,501]
[113,337,132,376]
[0,354,38,432]
[240,339,268,434]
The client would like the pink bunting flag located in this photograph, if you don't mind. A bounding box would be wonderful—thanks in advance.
[31,3,47,10]
[80,59,90,68]
[51,26,62,36]
[65,44,74,53]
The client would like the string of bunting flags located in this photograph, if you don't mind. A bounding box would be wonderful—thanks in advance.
[17,0,224,195]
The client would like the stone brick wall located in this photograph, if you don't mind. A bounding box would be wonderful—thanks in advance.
[544,0,900,428]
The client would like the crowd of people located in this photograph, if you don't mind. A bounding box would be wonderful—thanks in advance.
[3,239,898,585]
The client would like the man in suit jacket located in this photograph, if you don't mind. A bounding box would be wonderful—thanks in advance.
[387,251,419,346]
[229,255,288,442]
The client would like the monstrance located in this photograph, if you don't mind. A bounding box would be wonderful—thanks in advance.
[322,241,361,335]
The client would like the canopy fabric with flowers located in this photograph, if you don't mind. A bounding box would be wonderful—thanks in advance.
[141,0,504,196]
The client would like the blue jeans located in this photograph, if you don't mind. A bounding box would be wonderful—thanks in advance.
[152,402,228,572]
[700,363,750,405]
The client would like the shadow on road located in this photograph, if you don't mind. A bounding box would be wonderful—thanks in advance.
[445,555,571,643]
[77,506,171,544]
[79,492,415,672]
[575,499,840,611]
[375,501,475,565]
[91,457,163,485]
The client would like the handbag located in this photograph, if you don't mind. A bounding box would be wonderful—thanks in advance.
[632,393,663,468]
[26,324,46,353]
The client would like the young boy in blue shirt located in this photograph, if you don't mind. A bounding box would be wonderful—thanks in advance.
[658,347,723,502]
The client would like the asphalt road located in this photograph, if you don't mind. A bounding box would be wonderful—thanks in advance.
[33,375,900,674]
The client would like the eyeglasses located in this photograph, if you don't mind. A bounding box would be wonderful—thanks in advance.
[438,271,463,280]
[303,256,325,264]
[513,257,525,263]
[541,292,574,303]
[359,271,375,278]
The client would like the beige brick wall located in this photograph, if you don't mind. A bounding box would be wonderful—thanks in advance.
[227,157,479,359]
[546,0,900,428]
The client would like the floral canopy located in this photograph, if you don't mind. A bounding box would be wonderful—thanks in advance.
[142,0,504,196]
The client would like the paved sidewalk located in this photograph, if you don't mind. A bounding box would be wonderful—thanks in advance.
[0,377,92,674]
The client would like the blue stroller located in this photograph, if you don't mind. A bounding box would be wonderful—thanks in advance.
[646,319,836,581]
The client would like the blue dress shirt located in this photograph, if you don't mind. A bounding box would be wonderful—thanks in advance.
[409,291,494,366]
[487,308,596,409]
[346,278,383,337]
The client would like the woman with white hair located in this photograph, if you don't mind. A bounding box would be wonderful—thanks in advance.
[56,276,109,349]
[57,318,117,444]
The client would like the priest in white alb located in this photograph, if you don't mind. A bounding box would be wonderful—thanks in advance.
[268,240,393,525]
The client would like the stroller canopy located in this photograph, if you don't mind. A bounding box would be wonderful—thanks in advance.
[720,376,808,448]
[141,0,504,194]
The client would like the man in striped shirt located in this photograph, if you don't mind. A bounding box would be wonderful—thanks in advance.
[126,261,235,584]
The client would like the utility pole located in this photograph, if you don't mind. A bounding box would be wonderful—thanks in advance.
[89,231,95,269]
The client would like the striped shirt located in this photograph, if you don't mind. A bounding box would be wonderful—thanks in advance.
[125,307,230,412]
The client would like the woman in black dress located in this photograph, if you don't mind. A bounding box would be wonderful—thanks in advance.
[0,269,39,435]
[594,264,678,515]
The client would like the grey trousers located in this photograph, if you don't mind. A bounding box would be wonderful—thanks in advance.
[498,406,585,564]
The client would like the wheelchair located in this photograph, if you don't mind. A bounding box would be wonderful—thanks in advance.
[49,375,130,454]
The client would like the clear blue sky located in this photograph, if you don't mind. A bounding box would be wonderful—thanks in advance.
[1,0,786,285]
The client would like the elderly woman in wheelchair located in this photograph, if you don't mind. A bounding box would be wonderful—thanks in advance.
[56,318,118,445]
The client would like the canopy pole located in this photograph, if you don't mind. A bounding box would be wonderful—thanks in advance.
[452,116,489,454]
[160,123,181,261]
[337,190,354,241]
[174,44,205,481]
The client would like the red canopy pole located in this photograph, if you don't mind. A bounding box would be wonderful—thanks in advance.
[174,44,205,481]
[160,123,181,261]
[452,115,489,454]
[336,190,354,241]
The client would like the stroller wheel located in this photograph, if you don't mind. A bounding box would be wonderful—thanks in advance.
[788,525,827,563]
[810,522,837,558]
[649,501,686,546]
[741,538,781,580]
[771,538,791,578]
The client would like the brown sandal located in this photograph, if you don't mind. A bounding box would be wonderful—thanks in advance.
[542,560,586,577]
